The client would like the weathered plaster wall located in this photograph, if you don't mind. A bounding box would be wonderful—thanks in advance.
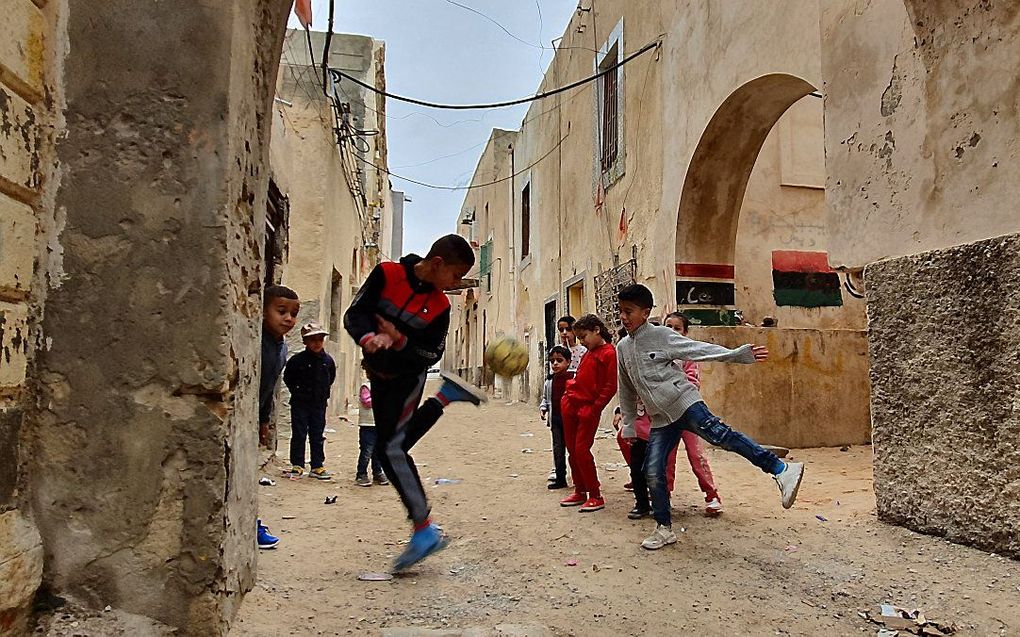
[866,234,1019,558]
[823,0,1020,556]
[21,1,291,633]
[272,30,389,419]
[0,0,63,632]
[695,326,871,448]
[822,0,1020,267]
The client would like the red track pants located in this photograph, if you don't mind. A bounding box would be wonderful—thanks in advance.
[562,398,602,496]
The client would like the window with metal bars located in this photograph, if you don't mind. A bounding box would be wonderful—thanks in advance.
[521,183,531,259]
[600,61,619,172]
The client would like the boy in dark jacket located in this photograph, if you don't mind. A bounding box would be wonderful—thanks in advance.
[344,234,486,572]
[284,322,337,480]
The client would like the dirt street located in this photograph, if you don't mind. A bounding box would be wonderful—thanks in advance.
[233,400,1019,636]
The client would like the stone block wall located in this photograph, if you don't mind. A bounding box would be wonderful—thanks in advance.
[0,0,60,633]
[866,233,1020,558]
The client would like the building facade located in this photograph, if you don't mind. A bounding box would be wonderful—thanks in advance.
[450,0,871,448]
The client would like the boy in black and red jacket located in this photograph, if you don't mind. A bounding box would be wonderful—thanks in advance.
[344,234,486,572]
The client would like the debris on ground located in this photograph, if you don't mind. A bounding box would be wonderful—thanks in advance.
[861,605,957,635]
[357,572,393,582]
[815,515,829,522]
[323,496,337,505]
[434,478,463,485]
[521,448,534,453]
[259,477,276,486]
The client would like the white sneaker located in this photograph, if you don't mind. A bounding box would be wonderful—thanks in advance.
[641,524,677,550]
[705,497,723,516]
[547,469,557,482]
[773,462,804,509]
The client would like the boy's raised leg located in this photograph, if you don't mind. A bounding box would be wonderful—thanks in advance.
[682,402,804,509]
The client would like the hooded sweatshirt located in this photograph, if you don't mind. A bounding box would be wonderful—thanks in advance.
[344,254,450,378]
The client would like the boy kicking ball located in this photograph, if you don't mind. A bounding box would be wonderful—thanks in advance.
[615,284,804,550]
[344,234,487,572]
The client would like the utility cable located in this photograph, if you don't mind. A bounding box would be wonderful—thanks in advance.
[441,0,599,54]
[353,134,569,191]
[330,37,661,110]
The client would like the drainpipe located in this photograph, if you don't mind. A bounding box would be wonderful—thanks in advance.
[508,142,517,338]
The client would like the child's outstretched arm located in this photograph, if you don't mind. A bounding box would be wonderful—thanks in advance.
[664,330,767,364]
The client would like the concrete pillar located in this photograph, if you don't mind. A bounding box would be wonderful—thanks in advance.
[866,234,1020,559]
[22,1,290,632]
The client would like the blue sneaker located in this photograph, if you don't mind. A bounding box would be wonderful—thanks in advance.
[392,522,449,573]
[437,372,488,406]
[257,519,279,550]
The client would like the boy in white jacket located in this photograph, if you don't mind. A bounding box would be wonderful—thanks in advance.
[616,284,805,550]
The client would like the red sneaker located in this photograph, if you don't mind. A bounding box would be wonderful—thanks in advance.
[559,492,587,507]
[578,496,605,512]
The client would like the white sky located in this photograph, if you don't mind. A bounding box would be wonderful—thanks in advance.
[288,0,579,257]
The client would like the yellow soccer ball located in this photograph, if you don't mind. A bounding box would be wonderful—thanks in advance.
[484,336,529,378]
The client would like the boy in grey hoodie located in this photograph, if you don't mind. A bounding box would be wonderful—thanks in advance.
[615,284,805,550]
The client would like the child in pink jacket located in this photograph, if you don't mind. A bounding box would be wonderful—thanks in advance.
[665,313,722,515]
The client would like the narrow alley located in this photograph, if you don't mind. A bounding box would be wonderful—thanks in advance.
[231,401,1018,636]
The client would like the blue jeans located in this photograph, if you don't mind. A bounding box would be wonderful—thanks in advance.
[290,404,326,470]
[356,426,384,478]
[644,402,784,526]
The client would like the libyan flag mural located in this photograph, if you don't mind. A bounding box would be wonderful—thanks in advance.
[772,251,843,308]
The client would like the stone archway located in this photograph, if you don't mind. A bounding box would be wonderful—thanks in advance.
[671,72,871,449]
[676,73,816,268]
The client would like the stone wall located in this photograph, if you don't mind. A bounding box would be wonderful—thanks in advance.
[866,234,1020,558]
[18,0,291,633]
[0,0,62,633]
[695,327,871,449]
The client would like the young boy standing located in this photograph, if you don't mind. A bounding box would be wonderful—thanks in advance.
[344,234,487,572]
[258,284,300,549]
[616,284,804,550]
[283,322,337,480]
[540,345,573,490]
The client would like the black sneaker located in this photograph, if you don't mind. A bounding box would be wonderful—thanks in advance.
[374,473,389,486]
[628,506,651,520]
[547,480,568,490]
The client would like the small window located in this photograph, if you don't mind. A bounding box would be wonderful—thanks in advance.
[594,20,625,186]
[599,51,619,172]
[521,183,531,260]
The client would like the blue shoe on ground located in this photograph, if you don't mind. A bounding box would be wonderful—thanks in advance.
[257,519,279,550]
[393,522,449,573]
[437,371,488,406]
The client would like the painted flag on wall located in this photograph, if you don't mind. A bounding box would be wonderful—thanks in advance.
[771,250,842,307]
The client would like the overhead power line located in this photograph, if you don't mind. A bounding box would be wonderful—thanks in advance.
[330,37,662,110]
[354,134,569,191]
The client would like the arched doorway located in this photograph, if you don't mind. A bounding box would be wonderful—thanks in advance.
[673,73,871,450]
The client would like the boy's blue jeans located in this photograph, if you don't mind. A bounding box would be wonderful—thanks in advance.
[644,402,784,526]
[290,404,326,470]
[356,426,384,478]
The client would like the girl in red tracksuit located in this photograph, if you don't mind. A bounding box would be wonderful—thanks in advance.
[559,314,617,512]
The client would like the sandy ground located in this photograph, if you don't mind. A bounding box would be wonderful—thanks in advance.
[233,400,1019,636]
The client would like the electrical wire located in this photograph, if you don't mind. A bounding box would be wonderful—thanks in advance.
[330,37,661,110]
[391,139,491,169]
[441,0,599,54]
[354,134,569,191]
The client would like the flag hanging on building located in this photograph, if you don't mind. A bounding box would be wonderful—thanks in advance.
[294,0,312,28]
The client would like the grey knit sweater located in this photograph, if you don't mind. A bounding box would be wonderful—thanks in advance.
[617,322,756,435]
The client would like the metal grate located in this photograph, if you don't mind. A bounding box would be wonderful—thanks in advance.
[594,248,637,335]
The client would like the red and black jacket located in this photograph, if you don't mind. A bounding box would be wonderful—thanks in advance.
[344,254,450,378]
